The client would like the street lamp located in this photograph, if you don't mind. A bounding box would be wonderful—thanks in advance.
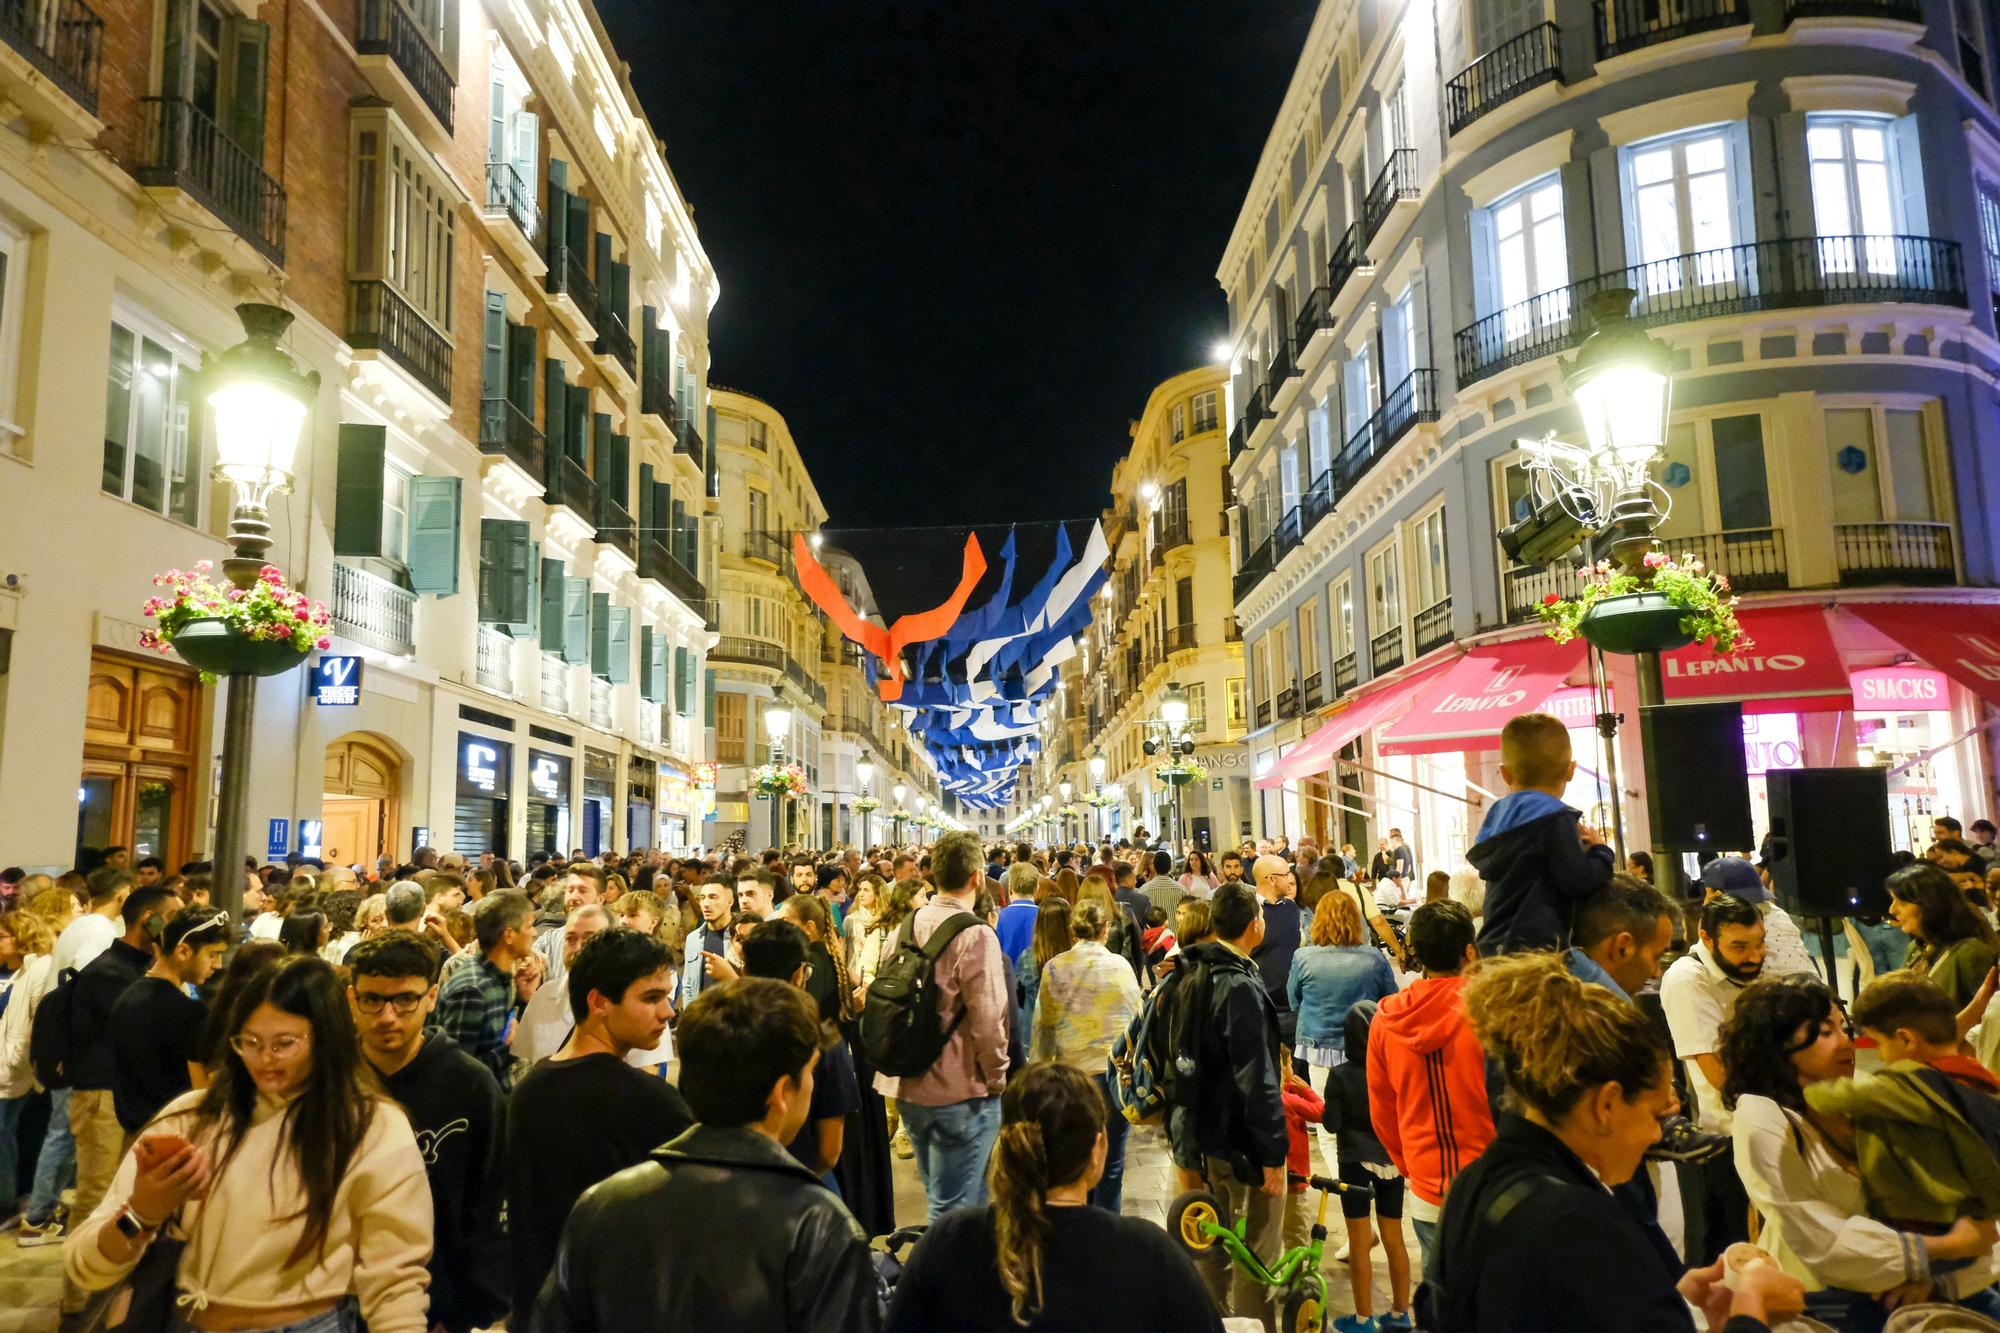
[1088,749,1107,843]
[207,303,319,923]
[857,756,874,849]
[1039,793,1053,846]
[1147,682,1196,857]
[1059,780,1073,844]
[893,782,907,845]
[765,701,792,851]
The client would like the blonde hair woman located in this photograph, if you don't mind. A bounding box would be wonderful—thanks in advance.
[1287,892,1398,1178]
[1033,899,1142,1211]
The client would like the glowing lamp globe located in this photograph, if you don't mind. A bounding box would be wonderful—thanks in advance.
[208,304,318,496]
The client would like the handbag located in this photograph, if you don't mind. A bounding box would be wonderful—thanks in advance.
[102,1222,186,1333]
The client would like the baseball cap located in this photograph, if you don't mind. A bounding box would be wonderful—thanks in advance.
[1699,855,1769,904]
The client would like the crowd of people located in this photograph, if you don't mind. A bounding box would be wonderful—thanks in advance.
[0,708,1998,1330]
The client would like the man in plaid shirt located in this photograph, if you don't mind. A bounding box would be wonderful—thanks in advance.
[434,889,537,1090]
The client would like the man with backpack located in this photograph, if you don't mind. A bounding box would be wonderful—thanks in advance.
[858,830,1009,1222]
[1164,882,1288,1327]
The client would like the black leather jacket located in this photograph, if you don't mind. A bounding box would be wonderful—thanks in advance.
[1164,940,1288,1178]
[528,1123,882,1333]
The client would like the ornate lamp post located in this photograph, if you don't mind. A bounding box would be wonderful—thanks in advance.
[1143,681,1195,856]
[206,303,319,922]
[857,756,874,849]
[1088,750,1107,843]
[764,702,792,851]
[893,782,907,846]
[1058,780,1073,845]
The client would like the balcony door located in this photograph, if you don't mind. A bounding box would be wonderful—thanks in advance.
[1484,174,1570,340]
[1806,117,1903,276]
[1654,414,1779,585]
[1474,0,1544,54]
[1624,126,1745,299]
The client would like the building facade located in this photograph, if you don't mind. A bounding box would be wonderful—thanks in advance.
[1045,366,1250,850]
[0,0,718,870]
[1220,0,2000,875]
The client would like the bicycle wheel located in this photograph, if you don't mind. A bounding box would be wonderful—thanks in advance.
[1279,1281,1326,1333]
[1167,1189,1232,1255]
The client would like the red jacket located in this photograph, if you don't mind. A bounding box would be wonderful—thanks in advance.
[1282,1079,1325,1193]
[1366,974,1495,1207]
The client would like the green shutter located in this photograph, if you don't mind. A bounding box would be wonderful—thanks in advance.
[562,577,590,664]
[220,19,268,163]
[638,626,657,701]
[637,462,655,547]
[670,498,688,569]
[477,518,501,621]
[565,385,587,463]
[539,557,565,652]
[545,170,568,262]
[607,606,631,685]
[508,323,536,416]
[566,195,590,270]
[591,411,611,484]
[610,434,629,507]
[594,232,613,297]
[406,476,461,596]
[486,63,507,166]
[478,519,530,630]
[512,535,537,637]
[482,293,507,401]
[589,590,611,678]
[651,631,668,702]
[160,0,192,99]
[333,424,386,557]
[543,358,566,465]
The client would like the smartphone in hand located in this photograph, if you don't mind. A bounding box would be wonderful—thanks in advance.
[134,1132,192,1170]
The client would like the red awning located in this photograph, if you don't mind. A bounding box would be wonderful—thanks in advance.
[1254,655,1459,791]
[1660,604,1851,714]
[1845,602,2000,708]
[1378,636,1586,755]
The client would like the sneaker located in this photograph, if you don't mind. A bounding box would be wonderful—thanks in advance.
[892,1131,914,1161]
[17,1215,66,1247]
[1377,1312,1414,1332]
[1647,1113,1730,1164]
[1333,1316,1377,1333]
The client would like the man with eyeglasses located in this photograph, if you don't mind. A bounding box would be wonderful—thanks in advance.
[348,929,508,1333]
[1249,854,1306,1058]
[107,904,229,1134]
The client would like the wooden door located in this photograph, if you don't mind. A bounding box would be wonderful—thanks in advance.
[78,652,199,869]
[320,797,381,865]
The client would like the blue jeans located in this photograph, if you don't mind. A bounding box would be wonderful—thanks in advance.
[1090,1073,1129,1213]
[1412,1217,1438,1278]
[900,1096,1001,1222]
[25,1087,73,1223]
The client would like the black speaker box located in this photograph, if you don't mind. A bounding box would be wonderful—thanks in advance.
[1639,702,1754,853]
[1764,767,1894,917]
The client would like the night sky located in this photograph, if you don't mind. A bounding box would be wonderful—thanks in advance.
[599,2,1315,551]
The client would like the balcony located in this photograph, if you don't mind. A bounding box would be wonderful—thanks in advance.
[1264,335,1301,397]
[676,419,705,467]
[642,354,677,428]
[1784,0,1921,18]
[475,625,514,696]
[1596,0,1743,58]
[1302,468,1334,532]
[332,561,415,657]
[593,307,636,384]
[0,0,103,118]
[1165,623,1197,656]
[1414,597,1455,656]
[356,0,452,138]
[1296,286,1334,346]
[1370,625,1405,675]
[1277,686,1301,721]
[1254,699,1272,728]
[1233,533,1276,602]
[544,454,597,526]
[1333,651,1359,696]
[478,397,544,486]
[1339,368,1440,489]
[1232,383,1274,461]
[1446,23,1562,135]
[589,678,613,730]
[1670,528,1789,592]
[481,161,541,275]
[786,656,829,709]
[1329,222,1367,295]
[1454,235,1967,387]
[545,244,598,340]
[1361,149,1419,252]
[1274,507,1304,560]
[348,280,451,402]
[1162,512,1192,551]
[744,529,786,567]
[712,635,783,670]
[1502,561,1585,624]
[1302,670,1324,711]
[595,493,636,564]
[541,652,571,716]
[1835,522,1956,586]
[132,97,285,265]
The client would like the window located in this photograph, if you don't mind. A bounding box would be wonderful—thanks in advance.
[1385,76,1410,154]
[1412,508,1449,613]
[1227,676,1246,728]
[1623,126,1746,291]
[1479,174,1569,328]
[1825,405,1937,523]
[1329,577,1354,661]
[747,487,768,538]
[748,419,767,451]
[1368,541,1402,639]
[1171,403,1186,443]
[1186,682,1209,734]
[1299,598,1320,679]
[1655,413,1772,541]
[1979,178,2000,303]
[1254,636,1273,714]
[1306,398,1332,480]
[486,44,539,205]
[1381,286,1418,392]
[351,107,456,334]
[1341,347,1371,446]
[716,692,745,764]
[1191,390,1219,433]
[1806,116,1901,273]
[0,218,23,449]
[102,313,203,526]
[1957,0,1990,101]
[382,464,411,565]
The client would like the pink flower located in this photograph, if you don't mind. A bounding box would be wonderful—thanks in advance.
[1642,551,1668,569]
[316,637,331,650]
[191,560,213,574]
[1715,575,1731,591]
[1542,592,1561,606]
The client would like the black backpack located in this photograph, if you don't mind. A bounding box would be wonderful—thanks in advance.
[28,966,80,1092]
[858,912,981,1078]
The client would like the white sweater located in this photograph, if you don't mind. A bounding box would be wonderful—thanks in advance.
[0,954,56,1099]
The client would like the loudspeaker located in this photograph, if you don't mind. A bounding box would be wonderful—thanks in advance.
[1764,767,1894,916]
[1639,702,1754,852]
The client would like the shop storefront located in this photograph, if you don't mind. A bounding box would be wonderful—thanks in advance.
[525,749,572,855]
[627,755,656,853]
[453,732,512,858]
[582,748,616,856]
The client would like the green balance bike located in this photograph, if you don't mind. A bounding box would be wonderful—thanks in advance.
[1167,1172,1373,1333]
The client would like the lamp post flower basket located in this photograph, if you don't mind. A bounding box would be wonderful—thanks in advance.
[1153,756,1202,787]
[750,761,808,801]
[140,561,331,683]
[1536,551,1747,657]
[887,807,913,825]
[853,795,881,814]
[1057,803,1083,821]
[1083,791,1118,809]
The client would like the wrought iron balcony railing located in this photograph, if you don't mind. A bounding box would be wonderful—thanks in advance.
[475,624,514,695]
[1164,622,1197,655]
[348,280,451,400]
[676,418,704,465]
[0,0,102,113]
[133,97,285,263]
[1233,533,1276,602]
[1414,597,1455,655]
[332,561,415,657]
[1338,369,1440,489]
[1595,0,1743,58]
[1361,149,1419,250]
[484,161,538,244]
[1274,506,1304,560]
[594,306,635,378]
[1330,222,1366,294]
[1370,625,1405,675]
[1670,528,1789,592]
[1302,468,1334,532]
[712,635,783,669]
[744,529,786,566]
[544,453,596,525]
[595,493,636,562]
[1264,335,1301,396]
[478,397,544,480]
[1835,521,1956,586]
[546,243,598,325]
[1296,285,1334,346]
[357,0,453,131]
[1446,22,1562,134]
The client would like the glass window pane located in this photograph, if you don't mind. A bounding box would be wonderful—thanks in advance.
[104,323,133,496]
[1710,414,1772,531]
[1637,183,1682,265]
[133,779,174,861]
[1851,125,1886,162]
[1494,198,1523,240]
[1856,164,1894,236]
[1498,233,1528,308]
[1807,125,1845,160]
[1532,215,1569,293]
[1812,163,1854,235]
[1884,409,1934,521]
[1633,148,1673,185]
[1688,175,1734,253]
[1684,135,1726,174]
[1655,422,1703,540]
[1825,408,1882,524]
[1530,180,1562,221]
[132,337,173,514]
[167,361,200,526]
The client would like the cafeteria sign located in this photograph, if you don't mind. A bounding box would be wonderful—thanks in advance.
[312,655,363,707]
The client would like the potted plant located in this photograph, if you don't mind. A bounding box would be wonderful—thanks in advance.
[853,795,881,815]
[1537,550,1746,656]
[1153,755,1202,787]
[749,761,808,801]
[1083,790,1118,809]
[140,561,330,683]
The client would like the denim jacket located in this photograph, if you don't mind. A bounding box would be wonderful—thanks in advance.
[1286,944,1397,1050]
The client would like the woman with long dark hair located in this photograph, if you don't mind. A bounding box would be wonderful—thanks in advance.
[1015,897,1074,1038]
[1887,862,2000,1008]
[1718,975,2000,1330]
[67,956,430,1332]
[885,1062,1217,1331]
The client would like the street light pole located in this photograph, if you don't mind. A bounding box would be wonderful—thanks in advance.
[1088,750,1107,845]
[1059,779,1073,846]
[893,782,907,847]
[857,756,874,850]
[205,303,319,924]
[765,701,792,853]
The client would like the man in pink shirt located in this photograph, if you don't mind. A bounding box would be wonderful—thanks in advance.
[885,830,1011,1220]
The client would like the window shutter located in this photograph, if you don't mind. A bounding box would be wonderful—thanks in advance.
[565,384,587,463]
[160,0,193,100]
[440,0,459,77]
[638,626,656,701]
[1469,206,1498,321]
[539,557,565,652]
[651,631,668,703]
[543,358,566,463]
[482,292,507,400]
[591,411,612,484]
[671,498,689,569]
[607,606,631,684]
[590,590,612,678]
[545,172,568,262]
[566,195,590,269]
[561,576,590,664]
[610,434,629,506]
[333,424,387,557]
[406,476,461,596]
[702,657,714,725]
[486,64,507,166]
[594,232,613,298]
[477,518,502,621]
[637,462,655,546]
[505,529,534,635]
[220,19,269,163]
[1890,114,1929,237]
[512,110,538,191]
[507,322,536,416]
[675,646,693,716]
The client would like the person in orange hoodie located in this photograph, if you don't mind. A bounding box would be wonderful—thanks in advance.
[1366,900,1495,1278]
[1279,1045,1327,1255]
